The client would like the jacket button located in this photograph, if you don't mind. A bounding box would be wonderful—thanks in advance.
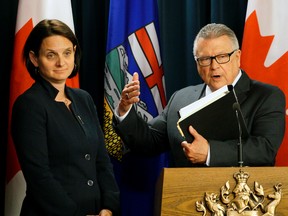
[85,154,91,160]
[87,180,94,186]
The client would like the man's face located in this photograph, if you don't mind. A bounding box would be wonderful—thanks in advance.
[195,35,241,92]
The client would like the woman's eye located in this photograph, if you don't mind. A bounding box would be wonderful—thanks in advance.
[47,53,55,59]
[64,51,72,57]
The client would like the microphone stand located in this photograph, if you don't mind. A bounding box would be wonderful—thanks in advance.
[228,85,248,167]
[233,103,243,167]
[229,85,245,167]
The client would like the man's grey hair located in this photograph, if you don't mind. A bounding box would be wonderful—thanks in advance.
[193,23,239,56]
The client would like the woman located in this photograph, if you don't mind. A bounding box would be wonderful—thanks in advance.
[11,19,119,216]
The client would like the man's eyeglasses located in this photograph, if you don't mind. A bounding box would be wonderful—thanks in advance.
[195,49,238,67]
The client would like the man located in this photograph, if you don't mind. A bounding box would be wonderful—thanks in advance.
[113,23,286,167]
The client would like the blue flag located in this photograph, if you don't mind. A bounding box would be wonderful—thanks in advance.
[103,0,169,215]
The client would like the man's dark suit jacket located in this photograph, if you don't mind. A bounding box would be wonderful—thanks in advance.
[114,71,286,167]
[12,78,119,216]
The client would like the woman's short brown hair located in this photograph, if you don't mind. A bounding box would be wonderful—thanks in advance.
[23,19,81,80]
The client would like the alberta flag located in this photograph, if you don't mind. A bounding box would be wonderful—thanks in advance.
[5,0,79,215]
[241,0,288,165]
[103,0,169,215]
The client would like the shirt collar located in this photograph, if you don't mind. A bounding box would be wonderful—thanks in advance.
[37,76,61,99]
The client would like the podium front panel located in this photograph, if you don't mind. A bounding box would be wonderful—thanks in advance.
[155,167,288,216]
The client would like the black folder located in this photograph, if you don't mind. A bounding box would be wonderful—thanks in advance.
[177,86,248,143]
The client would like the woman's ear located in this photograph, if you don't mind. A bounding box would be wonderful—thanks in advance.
[29,51,39,67]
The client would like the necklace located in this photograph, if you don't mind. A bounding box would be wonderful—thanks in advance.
[55,94,71,109]
[63,98,72,109]
[64,98,71,106]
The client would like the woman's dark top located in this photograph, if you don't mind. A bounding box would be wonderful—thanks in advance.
[11,77,119,216]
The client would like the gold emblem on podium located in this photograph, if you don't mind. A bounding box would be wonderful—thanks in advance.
[196,169,282,216]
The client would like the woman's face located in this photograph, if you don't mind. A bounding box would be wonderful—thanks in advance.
[29,35,76,85]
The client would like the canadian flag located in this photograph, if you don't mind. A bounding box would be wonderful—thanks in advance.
[5,0,79,215]
[241,0,288,166]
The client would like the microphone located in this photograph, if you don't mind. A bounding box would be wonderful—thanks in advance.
[228,84,239,103]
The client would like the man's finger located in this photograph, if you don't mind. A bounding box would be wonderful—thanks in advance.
[132,72,139,81]
[188,125,200,139]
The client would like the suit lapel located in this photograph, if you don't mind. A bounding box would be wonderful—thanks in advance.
[234,71,251,104]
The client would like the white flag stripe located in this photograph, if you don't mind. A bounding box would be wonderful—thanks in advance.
[128,23,162,78]
[128,33,153,77]
[151,85,164,113]
[128,23,165,113]
[15,0,74,33]
[245,0,288,67]
[5,171,25,216]
[146,23,162,66]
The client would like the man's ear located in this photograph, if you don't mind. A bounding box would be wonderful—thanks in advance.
[29,51,39,67]
[236,49,241,67]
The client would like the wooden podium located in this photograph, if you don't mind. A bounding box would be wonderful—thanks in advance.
[154,167,288,216]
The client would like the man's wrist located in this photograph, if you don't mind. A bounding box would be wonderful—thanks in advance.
[114,105,132,122]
